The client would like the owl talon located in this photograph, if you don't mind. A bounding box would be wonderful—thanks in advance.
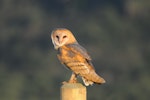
[68,78,78,83]
[62,81,68,84]
[62,79,77,85]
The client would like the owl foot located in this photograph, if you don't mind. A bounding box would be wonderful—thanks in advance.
[68,78,78,83]
[62,79,77,85]
[62,72,78,84]
[62,81,68,84]
[68,72,78,83]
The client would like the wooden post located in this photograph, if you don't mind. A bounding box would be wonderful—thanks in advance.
[61,83,86,100]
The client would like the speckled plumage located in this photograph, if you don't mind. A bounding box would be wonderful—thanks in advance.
[51,28,105,86]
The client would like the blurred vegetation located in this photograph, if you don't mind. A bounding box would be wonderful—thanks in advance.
[0,0,150,100]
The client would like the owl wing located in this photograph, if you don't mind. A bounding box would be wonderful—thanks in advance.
[66,43,95,70]
[66,43,91,60]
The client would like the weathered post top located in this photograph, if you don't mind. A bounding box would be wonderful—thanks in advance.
[61,83,86,100]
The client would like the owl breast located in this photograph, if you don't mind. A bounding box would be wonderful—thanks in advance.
[57,45,90,75]
[57,45,79,65]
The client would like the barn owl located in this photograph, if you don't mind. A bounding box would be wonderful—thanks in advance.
[51,28,105,86]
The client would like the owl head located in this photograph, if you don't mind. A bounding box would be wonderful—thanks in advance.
[51,28,78,49]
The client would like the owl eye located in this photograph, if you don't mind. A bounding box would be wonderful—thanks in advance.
[63,35,67,38]
[56,35,59,39]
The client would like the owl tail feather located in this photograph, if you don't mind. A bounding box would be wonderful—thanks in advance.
[82,71,105,86]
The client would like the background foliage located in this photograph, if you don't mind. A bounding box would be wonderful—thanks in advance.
[0,0,150,100]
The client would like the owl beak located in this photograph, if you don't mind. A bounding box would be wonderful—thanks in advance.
[58,38,63,44]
